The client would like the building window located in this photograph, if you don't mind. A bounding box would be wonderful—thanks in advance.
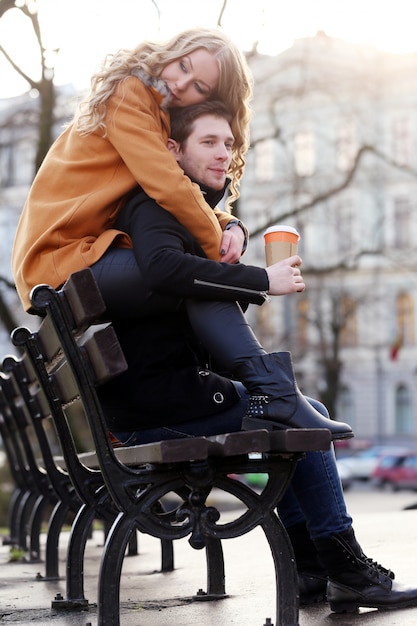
[393,197,412,249]
[392,116,411,166]
[337,118,357,171]
[254,138,275,182]
[395,292,415,347]
[337,385,355,429]
[294,130,315,177]
[340,295,357,347]
[0,143,14,187]
[395,384,413,434]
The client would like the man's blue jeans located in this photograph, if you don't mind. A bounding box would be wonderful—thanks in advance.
[114,382,352,541]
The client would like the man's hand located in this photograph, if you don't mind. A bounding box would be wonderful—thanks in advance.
[266,255,305,295]
[220,224,245,264]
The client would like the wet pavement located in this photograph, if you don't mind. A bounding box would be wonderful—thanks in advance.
[1,487,417,625]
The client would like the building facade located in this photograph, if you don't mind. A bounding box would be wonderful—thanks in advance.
[240,33,417,445]
[0,86,78,353]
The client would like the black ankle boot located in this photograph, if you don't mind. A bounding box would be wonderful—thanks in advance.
[285,522,327,605]
[237,352,353,440]
[314,527,417,613]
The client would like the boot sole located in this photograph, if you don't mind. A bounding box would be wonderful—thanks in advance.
[330,598,417,612]
[242,416,354,441]
[328,581,417,612]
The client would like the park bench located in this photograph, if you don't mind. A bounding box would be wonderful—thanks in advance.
[0,364,68,564]
[6,267,331,626]
[0,369,52,556]
[1,352,112,584]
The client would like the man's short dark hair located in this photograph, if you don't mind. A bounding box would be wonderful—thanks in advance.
[170,101,233,145]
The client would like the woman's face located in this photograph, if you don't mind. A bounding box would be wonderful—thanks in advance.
[161,49,219,108]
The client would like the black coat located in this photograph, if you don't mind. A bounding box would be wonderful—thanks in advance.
[117,182,270,306]
[100,183,268,431]
[99,310,240,431]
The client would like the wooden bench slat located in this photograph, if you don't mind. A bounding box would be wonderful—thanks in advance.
[269,428,332,452]
[66,428,332,469]
[82,326,128,385]
[51,360,80,405]
[37,316,62,361]
[70,436,212,467]
[206,429,271,456]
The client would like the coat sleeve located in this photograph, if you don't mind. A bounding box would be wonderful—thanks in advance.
[105,78,229,261]
[125,192,269,305]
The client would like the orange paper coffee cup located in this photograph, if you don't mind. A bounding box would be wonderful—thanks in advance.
[264,225,300,266]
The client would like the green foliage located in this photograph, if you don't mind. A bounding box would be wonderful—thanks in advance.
[8,545,25,562]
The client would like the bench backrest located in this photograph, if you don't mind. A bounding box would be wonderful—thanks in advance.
[10,269,130,509]
[0,371,31,490]
[2,352,80,509]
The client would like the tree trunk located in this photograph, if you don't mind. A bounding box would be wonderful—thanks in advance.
[35,78,55,172]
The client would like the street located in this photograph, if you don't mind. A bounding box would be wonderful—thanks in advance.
[343,481,417,515]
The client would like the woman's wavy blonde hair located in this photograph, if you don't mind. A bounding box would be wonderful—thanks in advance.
[75,27,253,208]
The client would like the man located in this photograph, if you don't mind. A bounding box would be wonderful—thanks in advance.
[97,102,417,612]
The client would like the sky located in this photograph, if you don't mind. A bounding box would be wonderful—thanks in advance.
[1,0,417,99]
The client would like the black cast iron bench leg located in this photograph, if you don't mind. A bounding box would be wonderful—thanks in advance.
[204,536,226,598]
[17,490,38,552]
[52,502,94,609]
[97,512,141,626]
[28,494,49,561]
[3,488,24,546]
[43,500,71,580]
[262,510,299,626]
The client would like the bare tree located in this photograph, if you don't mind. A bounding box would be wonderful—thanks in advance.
[0,0,57,172]
[0,277,19,335]
[242,42,417,421]
[304,282,360,418]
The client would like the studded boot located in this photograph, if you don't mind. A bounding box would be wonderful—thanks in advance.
[236,352,353,440]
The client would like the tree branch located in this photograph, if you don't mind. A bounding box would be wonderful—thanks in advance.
[0,0,17,19]
[217,0,227,26]
[250,143,417,237]
[0,43,38,88]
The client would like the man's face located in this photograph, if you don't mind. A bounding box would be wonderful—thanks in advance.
[169,114,234,190]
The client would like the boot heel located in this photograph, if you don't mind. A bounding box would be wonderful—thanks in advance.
[328,600,357,613]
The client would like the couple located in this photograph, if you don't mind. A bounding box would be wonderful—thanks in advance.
[11,27,417,612]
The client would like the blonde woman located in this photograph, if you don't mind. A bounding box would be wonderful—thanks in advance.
[12,27,252,312]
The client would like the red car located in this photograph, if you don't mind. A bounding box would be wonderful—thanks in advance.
[372,452,417,491]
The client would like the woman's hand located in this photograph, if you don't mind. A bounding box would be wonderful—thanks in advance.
[219,225,245,264]
[266,255,305,295]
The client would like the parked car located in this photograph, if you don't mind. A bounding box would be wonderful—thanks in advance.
[336,446,410,482]
[371,452,412,489]
[336,460,353,491]
[379,453,417,492]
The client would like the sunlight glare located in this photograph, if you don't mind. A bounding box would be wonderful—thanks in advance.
[1,0,416,99]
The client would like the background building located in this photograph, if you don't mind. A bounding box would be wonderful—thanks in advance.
[0,86,77,351]
[241,33,417,444]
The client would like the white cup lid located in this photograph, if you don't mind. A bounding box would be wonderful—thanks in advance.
[264,224,300,237]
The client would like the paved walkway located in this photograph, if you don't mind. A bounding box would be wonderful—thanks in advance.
[1,488,417,625]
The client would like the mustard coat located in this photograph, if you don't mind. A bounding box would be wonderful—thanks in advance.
[12,75,234,311]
